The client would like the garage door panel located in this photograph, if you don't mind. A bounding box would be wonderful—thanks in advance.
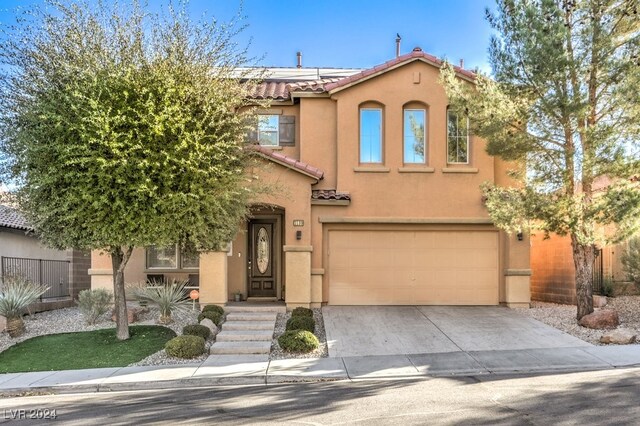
[328,230,499,305]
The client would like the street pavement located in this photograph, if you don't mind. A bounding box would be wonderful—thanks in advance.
[1,367,640,425]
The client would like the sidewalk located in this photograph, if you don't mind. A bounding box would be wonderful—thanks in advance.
[2,345,640,394]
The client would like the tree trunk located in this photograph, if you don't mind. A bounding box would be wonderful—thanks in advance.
[571,235,595,320]
[111,246,134,340]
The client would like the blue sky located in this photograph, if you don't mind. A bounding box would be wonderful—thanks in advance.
[0,0,496,72]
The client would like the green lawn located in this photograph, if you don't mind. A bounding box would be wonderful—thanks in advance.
[0,325,176,373]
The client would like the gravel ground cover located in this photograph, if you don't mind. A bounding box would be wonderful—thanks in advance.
[270,308,328,360]
[516,296,640,345]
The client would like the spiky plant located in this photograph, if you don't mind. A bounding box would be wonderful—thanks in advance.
[0,277,49,337]
[132,280,190,324]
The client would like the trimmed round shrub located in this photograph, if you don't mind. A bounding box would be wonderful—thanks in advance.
[286,316,315,333]
[202,304,224,316]
[197,310,222,326]
[291,307,313,318]
[182,324,211,340]
[278,330,319,352]
[164,335,206,358]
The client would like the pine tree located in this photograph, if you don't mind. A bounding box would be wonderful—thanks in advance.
[441,0,640,319]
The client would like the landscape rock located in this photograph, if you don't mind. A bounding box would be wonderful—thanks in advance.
[600,328,637,345]
[200,318,218,337]
[579,309,620,329]
[593,295,608,308]
[111,307,145,324]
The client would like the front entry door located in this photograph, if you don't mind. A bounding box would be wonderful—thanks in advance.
[248,219,277,297]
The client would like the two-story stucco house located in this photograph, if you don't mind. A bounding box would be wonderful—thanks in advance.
[89,48,532,309]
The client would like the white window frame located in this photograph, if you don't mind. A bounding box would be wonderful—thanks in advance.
[403,108,427,164]
[446,109,470,165]
[258,114,279,146]
[146,244,199,270]
[359,107,383,164]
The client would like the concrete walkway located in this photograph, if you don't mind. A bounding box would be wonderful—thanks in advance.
[2,345,640,394]
[323,306,589,357]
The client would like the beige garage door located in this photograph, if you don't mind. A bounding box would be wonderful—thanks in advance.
[328,230,499,305]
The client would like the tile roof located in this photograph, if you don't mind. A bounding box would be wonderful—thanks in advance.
[0,204,32,231]
[311,190,351,201]
[325,47,476,93]
[251,78,341,100]
[251,145,324,180]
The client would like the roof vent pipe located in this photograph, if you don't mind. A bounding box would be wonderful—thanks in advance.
[459,59,464,68]
[395,34,401,57]
[296,51,302,68]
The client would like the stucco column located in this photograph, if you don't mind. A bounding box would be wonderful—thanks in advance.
[503,232,532,308]
[199,251,228,305]
[283,245,312,309]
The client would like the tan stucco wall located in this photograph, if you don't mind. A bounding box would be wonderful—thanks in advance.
[299,98,337,189]
[330,61,494,219]
[199,251,228,305]
[283,245,312,308]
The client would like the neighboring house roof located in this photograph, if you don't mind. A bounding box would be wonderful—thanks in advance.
[325,47,476,93]
[0,204,33,232]
[251,145,324,180]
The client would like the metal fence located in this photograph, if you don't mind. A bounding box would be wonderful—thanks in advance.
[592,249,604,295]
[0,256,71,299]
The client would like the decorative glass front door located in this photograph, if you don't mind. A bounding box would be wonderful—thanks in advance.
[248,220,277,297]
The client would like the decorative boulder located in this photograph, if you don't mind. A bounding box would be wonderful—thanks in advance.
[579,310,619,329]
[600,329,637,345]
[593,295,608,308]
[111,307,144,324]
[200,318,218,337]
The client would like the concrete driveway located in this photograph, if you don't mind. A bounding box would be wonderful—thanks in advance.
[322,306,590,358]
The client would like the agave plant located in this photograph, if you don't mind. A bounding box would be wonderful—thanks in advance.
[132,279,190,324]
[0,277,49,337]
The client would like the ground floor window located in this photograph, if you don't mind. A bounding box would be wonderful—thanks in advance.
[146,245,199,269]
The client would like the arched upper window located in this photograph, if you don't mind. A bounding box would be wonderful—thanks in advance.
[359,102,384,164]
[447,108,469,164]
[403,102,427,164]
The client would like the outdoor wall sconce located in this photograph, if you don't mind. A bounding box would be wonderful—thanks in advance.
[517,232,523,241]
[296,230,302,240]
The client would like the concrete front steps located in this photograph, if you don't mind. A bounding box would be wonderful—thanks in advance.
[210,304,285,355]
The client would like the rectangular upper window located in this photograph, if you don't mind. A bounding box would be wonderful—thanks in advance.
[360,108,382,163]
[146,245,199,269]
[404,109,426,164]
[258,115,279,146]
[447,110,469,164]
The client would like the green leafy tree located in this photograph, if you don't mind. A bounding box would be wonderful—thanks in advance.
[440,0,640,319]
[0,0,263,339]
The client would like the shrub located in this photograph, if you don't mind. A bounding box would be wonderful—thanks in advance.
[622,237,640,285]
[132,280,190,324]
[164,335,206,359]
[0,276,49,337]
[76,288,113,324]
[182,324,211,340]
[278,330,319,352]
[291,307,313,318]
[202,304,224,316]
[197,310,223,326]
[286,316,315,333]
